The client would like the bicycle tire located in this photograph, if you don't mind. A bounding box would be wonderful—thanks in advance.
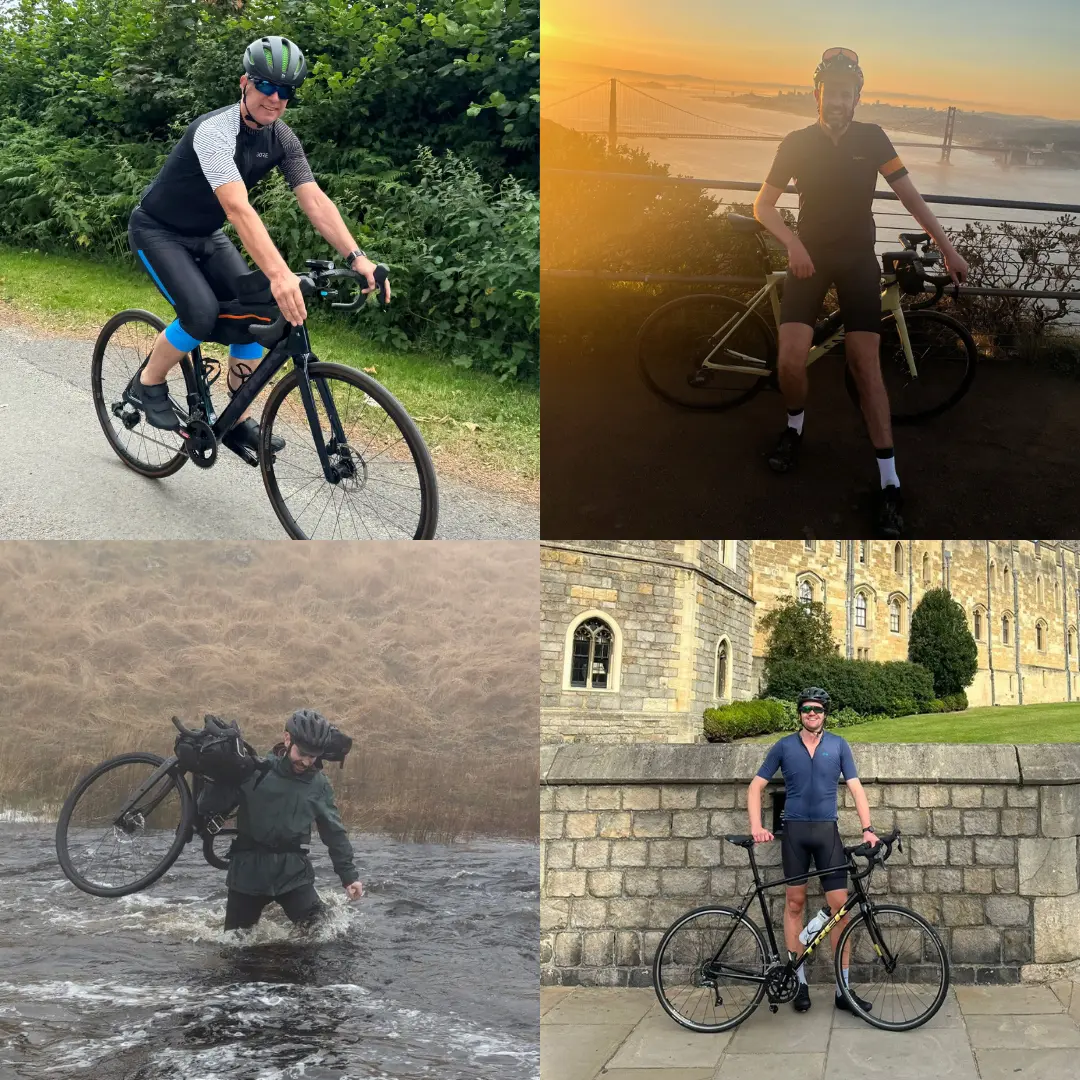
[834,903,950,1031]
[55,752,194,898]
[844,308,977,424]
[202,827,236,871]
[652,904,769,1033]
[91,309,197,478]
[637,294,775,411]
[258,361,438,540]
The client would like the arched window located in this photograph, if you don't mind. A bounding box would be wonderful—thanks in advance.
[1068,627,1077,661]
[798,579,813,606]
[974,608,983,640]
[1054,578,1060,611]
[715,637,732,700]
[1036,620,1047,651]
[889,598,902,634]
[855,592,868,629]
[1002,613,1012,646]
[894,543,904,574]
[922,552,930,584]
[859,542,868,565]
[563,611,623,692]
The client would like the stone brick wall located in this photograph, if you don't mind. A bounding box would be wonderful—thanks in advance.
[540,743,1080,987]
[541,542,755,744]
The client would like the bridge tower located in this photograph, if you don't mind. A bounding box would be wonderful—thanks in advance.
[941,106,957,164]
[608,78,618,152]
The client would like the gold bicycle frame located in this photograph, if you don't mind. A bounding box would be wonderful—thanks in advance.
[698,270,916,379]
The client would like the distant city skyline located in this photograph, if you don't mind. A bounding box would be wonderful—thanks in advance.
[542,0,1080,121]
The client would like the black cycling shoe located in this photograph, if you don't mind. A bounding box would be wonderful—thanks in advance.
[793,983,811,1012]
[766,427,802,473]
[835,987,873,1013]
[124,375,180,431]
[222,417,285,456]
[875,484,904,539]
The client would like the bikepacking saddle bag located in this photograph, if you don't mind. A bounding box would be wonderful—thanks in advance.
[206,269,280,347]
[174,714,260,786]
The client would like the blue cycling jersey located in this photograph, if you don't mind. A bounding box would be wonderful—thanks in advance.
[756,731,857,821]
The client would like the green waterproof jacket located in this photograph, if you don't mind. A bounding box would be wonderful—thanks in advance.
[225,751,358,896]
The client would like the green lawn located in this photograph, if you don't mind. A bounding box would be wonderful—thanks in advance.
[746,701,1080,744]
[0,245,539,495]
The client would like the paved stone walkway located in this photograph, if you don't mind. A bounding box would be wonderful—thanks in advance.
[541,981,1080,1079]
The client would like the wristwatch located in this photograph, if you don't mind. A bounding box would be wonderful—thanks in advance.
[863,825,877,834]
[345,248,366,269]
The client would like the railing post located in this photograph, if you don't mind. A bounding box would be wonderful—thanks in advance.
[608,78,617,152]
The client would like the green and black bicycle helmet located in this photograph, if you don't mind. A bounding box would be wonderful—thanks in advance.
[796,687,831,713]
[243,35,309,88]
[813,48,863,93]
[286,708,332,754]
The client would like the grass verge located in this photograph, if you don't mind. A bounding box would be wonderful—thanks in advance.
[0,245,539,501]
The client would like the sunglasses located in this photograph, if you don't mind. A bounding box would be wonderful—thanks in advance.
[821,47,859,65]
[251,79,296,101]
[799,705,825,715]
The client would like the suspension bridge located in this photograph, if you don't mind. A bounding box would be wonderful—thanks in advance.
[542,79,1024,164]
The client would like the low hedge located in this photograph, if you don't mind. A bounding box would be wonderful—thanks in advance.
[941,691,969,712]
[764,657,935,716]
[703,699,876,742]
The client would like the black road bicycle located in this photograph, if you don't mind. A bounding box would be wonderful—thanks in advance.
[652,827,950,1033]
[638,217,978,423]
[92,261,438,540]
[55,717,243,897]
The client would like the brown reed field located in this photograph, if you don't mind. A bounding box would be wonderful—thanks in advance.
[0,541,539,844]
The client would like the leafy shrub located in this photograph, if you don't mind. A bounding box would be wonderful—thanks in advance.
[703,699,790,742]
[764,657,935,716]
[941,691,969,712]
[928,699,947,713]
[827,706,876,729]
[909,588,978,697]
[759,595,836,671]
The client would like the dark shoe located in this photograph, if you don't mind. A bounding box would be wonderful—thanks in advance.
[767,427,802,473]
[875,484,904,538]
[124,375,180,431]
[835,987,873,1013]
[222,417,285,456]
[793,983,811,1012]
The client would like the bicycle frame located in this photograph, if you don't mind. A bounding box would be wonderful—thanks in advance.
[698,271,917,379]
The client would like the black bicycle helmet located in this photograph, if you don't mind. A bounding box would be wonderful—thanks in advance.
[243,36,308,88]
[286,708,332,753]
[813,50,863,93]
[796,687,831,712]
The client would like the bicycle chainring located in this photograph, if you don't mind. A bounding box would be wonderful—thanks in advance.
[765,965,799,1004]
[183,418,218,468]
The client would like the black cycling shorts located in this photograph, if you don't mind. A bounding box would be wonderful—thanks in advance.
[128,204,256,348]
[779,245,883,335]
[780,819,847,892]
[224,884,326,931]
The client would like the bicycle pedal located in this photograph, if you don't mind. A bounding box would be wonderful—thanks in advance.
[205,815,226,835]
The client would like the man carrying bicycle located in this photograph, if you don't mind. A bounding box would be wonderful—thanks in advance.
[747,687,878,1014]
[125,35,389,455]
[753,48,969,538]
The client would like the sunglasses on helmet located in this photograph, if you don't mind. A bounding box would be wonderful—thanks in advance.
[821,47,859,65]
[251,78,297,101]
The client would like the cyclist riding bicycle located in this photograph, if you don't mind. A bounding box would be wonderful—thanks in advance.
[125,35,388,456]
[752,48,969,539]
[747,687,879,1014]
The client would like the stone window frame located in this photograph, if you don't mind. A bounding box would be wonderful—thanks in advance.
[1037,574,1044,608]
[1001,610,1013,646]
[714,635,733,702]
[563,609,623,694]
[804,539,816,552]
[922,551,931,585]
[1035,618,1048,652]
[854,585,875,630]
[835,541,844,558]
[717,541,738,570]
[1054,577,1060,612]
[1068,625,1077,664]
[796,571,826,607]
[972,603,987,642]
[887,591,906,634]
[893,542,904,575]
[859,541,869,565]
[1003,564,1011,593]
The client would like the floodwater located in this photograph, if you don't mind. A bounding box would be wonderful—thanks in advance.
[0,819,539,1079]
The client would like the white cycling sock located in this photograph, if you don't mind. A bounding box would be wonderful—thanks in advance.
[787,409,805,436]
[837,967,849,992]
[876,449,900,489]
[796,965,807,986]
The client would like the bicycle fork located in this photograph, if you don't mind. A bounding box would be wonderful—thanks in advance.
[293,352,358,485]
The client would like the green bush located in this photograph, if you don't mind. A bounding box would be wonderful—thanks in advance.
[941,691,970,712]
[704,699,790,742]
[764,657,935,716]
[909,588,979,697]
[928,699,947,713]
[827,706,876,729]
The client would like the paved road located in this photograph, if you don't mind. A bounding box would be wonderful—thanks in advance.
[542,981,1080,1080]
[542,287,1080,539]
[0,324,538,540]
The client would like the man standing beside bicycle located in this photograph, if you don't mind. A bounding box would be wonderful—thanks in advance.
[125,34,388,455]
[747,687,878,1014]
[753,48,969,538]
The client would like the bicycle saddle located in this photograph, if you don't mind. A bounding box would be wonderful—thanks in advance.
[727,213,766,234]
[724,834,756,848]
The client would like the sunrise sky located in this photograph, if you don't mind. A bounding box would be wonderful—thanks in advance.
[542,0,1080,120]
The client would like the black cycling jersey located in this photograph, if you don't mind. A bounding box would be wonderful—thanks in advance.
[138,103,315,237]
[766,121,909,250]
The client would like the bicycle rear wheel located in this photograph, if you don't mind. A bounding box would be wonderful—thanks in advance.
[835,903,950,1031]
[845,308,977,423]
[638,294,775,410]
[55,752,193,897]
[653,905,768,1033]
[91,309,196,477]
[202,826,237,871]
[259,361,438,539]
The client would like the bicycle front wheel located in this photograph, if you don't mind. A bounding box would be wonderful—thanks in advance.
[55,752,193,897]
[202,827,236,871]
[653,905,768,1033]
[845,308,977,423]
[91,309,195,477]
[835,903,950,1031]
[638,294,775,410]
[259,362,438,540]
